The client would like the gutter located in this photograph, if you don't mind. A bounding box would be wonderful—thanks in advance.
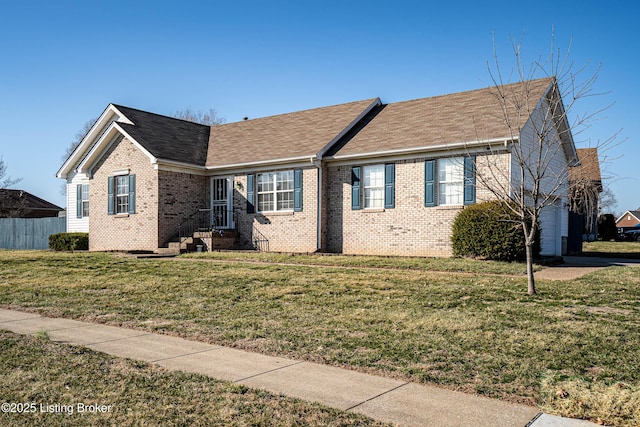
[326,136,516,162]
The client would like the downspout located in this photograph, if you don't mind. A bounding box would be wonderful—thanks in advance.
[315,157,322,252]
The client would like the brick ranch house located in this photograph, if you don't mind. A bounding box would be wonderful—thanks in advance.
[57,78,578,257]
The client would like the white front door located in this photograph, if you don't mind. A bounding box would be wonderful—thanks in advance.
[211,177,233,229]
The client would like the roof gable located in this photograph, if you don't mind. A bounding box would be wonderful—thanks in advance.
[617,210,640,224]
[329,78,554,158]
[205,99,380,168]
[112,105,211,166]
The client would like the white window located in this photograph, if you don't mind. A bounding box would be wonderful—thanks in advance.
[81,184,89,217]
[115,175,130,214]
[363,165,385,208]
[438,157,464,205]
[257,171,294,212]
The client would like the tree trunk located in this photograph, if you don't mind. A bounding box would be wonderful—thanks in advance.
[526,243,536,295]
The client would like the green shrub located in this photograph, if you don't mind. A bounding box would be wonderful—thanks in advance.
[48,233,89,251]
[451,201,540,262]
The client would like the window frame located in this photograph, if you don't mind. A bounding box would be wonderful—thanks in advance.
[437,157,464,206]
[81,184,89,217]
[257,170,294,213]
[115,175,130,214]
[363,164,385,209]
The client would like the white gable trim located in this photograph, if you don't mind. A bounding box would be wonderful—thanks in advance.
[57,104,150,180]
[57,104,120,179]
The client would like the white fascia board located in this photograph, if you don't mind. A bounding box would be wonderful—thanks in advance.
[325,137,514,165]
[206,156,318,175]
[316,98,382,159]
[57,104,123,179]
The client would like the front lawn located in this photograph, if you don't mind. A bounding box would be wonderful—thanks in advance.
[1,251,639,425]
[0,331,386,426]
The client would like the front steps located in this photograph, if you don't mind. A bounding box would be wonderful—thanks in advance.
[160,230,239,255]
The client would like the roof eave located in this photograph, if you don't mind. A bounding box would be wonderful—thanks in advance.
[326,136,515,162]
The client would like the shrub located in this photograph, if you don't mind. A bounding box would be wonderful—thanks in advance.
[48,233,89,251]
[451,201,540,262]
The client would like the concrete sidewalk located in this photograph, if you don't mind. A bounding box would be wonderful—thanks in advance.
[0,308,601,426]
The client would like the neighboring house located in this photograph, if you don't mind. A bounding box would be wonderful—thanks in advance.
[568,148,602,242]
[57,77,577,257]
[616,210,640,232]
[0,189,64,218]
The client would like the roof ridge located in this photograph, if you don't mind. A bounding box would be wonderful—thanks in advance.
[383,77,554,107]
[111,104,211,128]
[218,98,379,127]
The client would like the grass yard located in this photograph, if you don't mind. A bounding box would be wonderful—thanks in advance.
[0,330,386,427]
[1,250,639,425]
[182,250,539,275]
[582,241,640,259]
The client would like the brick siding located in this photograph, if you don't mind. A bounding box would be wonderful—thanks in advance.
[232,167,319,252]
[89,137,159,251]
[325,154,510,257]
[157,171,209,247]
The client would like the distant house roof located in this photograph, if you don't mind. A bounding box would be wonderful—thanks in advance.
[616,210,640,225]
[112,105,211,166]
[0,189,63,218]
[328,78,554,158]
[205,98,380,168]
[570,148,602,189]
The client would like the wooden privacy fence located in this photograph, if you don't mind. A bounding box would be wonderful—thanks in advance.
[0,217,66,250]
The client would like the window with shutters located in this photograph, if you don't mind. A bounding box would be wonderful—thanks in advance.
[425,157,475,207]
[352,163,394,210]
[108,174,136,215]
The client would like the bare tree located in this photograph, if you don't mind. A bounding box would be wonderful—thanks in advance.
[62,118,98,163]
[0,156,21,188]
[473,33,615,295]
[598,185,618,215]
[173,108,225,126]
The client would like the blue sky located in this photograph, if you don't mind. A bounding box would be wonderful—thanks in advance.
[0,0,637,214]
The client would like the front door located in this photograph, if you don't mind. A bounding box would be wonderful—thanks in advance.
[211,177,233,229]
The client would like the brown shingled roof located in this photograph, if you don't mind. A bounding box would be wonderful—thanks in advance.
[570,148,602,184]
[206,99,379,168]
[330,78,553,158]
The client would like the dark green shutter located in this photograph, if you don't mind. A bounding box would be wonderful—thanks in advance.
[294,169,303,212]
[384,163,395,209]
[246,174,255,214]
[128,174,136,214]
[107,176,115,215]
[464,156,476,205]
[76,184,83,218]
[424,160,435,207]
[351,166,361,210]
